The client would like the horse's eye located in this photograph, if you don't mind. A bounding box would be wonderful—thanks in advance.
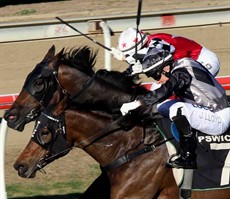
[35,79,43,85]
[32,78,46,93]
[38,128,52,145]
[41,130,49,137]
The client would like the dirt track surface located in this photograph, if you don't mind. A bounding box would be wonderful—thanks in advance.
[0,0,230,197]
[0,0,229,23]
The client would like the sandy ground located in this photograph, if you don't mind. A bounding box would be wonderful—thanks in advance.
[0,0,229,23]
[0,0,230,197]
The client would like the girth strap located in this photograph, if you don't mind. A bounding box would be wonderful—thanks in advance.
[103,137,173,171]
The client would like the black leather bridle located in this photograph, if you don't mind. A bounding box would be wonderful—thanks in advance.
[31,111,72,170]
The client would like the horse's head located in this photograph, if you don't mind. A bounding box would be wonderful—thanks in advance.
[4,45,64,131]
[14,109,71,178]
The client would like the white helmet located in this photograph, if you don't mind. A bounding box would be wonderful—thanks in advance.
[118,27,148,56]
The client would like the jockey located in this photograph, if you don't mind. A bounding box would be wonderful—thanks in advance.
[111,27,220,77]
[119,48,230,169]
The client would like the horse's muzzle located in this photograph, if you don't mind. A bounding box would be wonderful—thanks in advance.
[4,108,26,131]
[13,162,36,178]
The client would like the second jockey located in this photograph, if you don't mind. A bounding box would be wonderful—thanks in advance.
[111,27,220,77]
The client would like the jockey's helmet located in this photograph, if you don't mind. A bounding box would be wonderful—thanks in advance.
[142,48,173,79]
[117,27,148,56]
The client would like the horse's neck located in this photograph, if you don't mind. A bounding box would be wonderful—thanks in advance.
[58,65,87,95]
[86,82,132,108]
[66,109,145,165]
[59,65,132,111]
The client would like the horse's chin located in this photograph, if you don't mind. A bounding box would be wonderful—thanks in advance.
[14,162,38,178]
[6,114,35,131]
[17,166,38,178]
[7,120,25,132]
[18,171,36,178]
[4,108,37,131]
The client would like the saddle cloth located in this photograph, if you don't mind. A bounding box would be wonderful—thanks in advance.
[158,118,230,190]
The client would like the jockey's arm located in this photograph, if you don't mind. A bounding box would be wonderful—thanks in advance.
[138,68,192,106]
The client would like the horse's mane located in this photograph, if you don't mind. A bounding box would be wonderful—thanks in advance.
[96,69,147,94]
[61,46,97,76]
[61,46,148,95]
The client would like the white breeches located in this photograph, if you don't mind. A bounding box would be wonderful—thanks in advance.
[169,102,230,135]
[197,46,220,76]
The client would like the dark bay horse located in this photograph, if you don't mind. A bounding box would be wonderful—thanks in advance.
[14,106,230,199]
[4,45,146,131]
[13,106,178,199]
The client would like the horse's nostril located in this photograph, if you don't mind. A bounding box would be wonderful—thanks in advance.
[4,109,18,121]
[14,163,27,173]
[8,114,16,120]
[14,162,35,178]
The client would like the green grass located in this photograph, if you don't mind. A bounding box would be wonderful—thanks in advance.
[7,181,84,198]
[7,163,101,199]
[7,181,80,197]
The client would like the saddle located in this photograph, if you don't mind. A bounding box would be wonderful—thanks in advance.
[157,118,230,190]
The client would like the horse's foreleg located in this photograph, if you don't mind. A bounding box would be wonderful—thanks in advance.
[80,168,110,199]
[157,168,179,199]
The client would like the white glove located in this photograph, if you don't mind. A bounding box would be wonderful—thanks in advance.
[120,100,141,116]
[111,47,125,61]
[125,54,136,64]
[131,60,143,75]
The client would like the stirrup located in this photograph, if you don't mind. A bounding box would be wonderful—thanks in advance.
[167,153,180,168]
[167,153,197,169]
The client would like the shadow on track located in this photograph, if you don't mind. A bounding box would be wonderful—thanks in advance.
[9,193,82,199]
[0,0,66,7]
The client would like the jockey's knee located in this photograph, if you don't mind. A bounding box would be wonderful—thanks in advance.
[157,99,181,118]
[169,103,230,135]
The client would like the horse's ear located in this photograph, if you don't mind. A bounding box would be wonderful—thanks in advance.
[43,45,56,61]
[51,48,64,69]
[56,48,65,60]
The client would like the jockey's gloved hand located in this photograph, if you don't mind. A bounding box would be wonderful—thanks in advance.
[120,100,142,116]
[111,47,125,61]
[131,60,143,75]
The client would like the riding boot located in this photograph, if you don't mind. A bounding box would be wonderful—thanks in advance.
[168,109,197,169]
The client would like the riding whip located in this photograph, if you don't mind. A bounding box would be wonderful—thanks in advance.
[56,17,111,51]
[135,0,143,62]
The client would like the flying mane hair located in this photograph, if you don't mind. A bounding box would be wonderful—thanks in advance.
[61,46,97,76]
[61,46,148,95]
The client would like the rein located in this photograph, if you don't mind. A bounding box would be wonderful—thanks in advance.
[75,115,126,149]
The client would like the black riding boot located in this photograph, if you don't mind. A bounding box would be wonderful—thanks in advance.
[168,110,197,169]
